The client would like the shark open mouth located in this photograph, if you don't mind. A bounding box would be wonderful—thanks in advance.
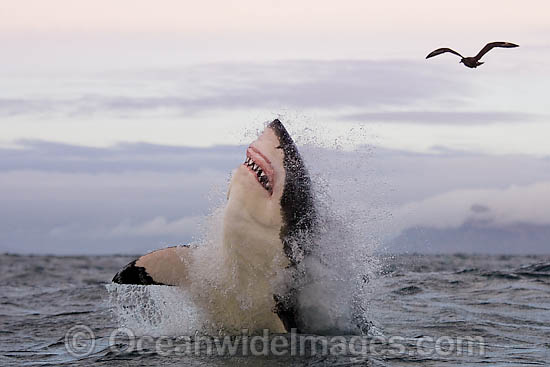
[243,146,274,194]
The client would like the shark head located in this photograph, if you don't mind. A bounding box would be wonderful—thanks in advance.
[224,119,316,269]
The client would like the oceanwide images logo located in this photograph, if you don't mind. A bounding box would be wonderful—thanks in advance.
[64,325,96,357]
[64,326,486,358]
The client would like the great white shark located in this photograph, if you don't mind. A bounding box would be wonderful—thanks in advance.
[113,119,317,333]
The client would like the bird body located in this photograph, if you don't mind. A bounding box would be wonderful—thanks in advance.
[460,58,484,68]
[426,42,519,68]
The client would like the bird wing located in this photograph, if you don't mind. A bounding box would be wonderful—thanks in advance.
[425,48,464,59]
[474,42,519,60]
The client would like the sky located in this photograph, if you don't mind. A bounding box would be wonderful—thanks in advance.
[1,1,549,254]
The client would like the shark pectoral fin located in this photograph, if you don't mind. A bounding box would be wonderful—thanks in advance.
[112,245,191,286]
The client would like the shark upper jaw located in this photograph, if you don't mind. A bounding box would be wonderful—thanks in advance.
[243,146,275,194]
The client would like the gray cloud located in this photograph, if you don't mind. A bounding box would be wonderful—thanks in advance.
[315,145,550,206]
[0,169,227,254]
[0,140,244,173]
[387,220,550,255]
[0,98,54,116]
[0,141,242,254]
[390,181,550,230]
[341,111,540,124]
[0,60,467,117]
[2,141,550,254]
[470,204,490,213]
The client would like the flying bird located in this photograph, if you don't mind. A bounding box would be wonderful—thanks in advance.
[426,42,519,68]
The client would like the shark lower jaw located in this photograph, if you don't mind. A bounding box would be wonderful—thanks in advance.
[243,146,275,194]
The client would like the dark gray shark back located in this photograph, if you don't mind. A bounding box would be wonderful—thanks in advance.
[268,119,317,265]
[268,119,317,331]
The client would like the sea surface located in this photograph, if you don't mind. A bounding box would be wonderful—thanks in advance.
[1,253,549,366]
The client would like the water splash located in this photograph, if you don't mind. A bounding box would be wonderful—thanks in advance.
[290,120,385,334]
[106,283,206,337]
[107,118,388,336]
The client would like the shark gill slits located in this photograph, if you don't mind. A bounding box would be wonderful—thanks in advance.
[243,156,272,193]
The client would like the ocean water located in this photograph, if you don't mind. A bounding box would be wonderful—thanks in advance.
[1,253,549,366]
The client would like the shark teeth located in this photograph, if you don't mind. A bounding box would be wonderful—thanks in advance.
[243,156,272,193]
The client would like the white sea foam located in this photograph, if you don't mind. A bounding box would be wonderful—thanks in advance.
[106,283,206,337]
